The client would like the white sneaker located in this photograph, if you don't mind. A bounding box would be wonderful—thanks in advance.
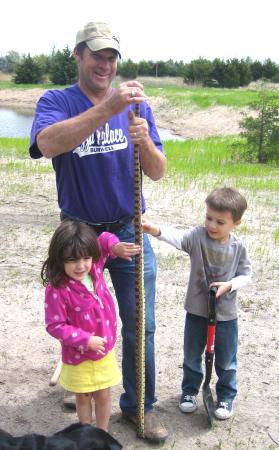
[179,394,197,413]
[214,401,233,420]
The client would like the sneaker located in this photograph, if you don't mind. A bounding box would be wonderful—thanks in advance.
[122,410,168,443]
[179,394,197,413]
[214,401,234,420]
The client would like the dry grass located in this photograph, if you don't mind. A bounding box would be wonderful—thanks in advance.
[0,72,12,81]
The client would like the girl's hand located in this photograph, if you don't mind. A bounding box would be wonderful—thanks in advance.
[112,242,141,261]
[88,336,107,355]
[209,281,232,298]
[142,217,161,237]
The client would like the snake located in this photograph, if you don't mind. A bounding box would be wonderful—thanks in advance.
[134,103,145,438]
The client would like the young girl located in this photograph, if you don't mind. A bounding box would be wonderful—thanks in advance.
[41,220,140,431]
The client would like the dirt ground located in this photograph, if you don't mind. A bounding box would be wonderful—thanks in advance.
[0,86,244,139]
[0,87,279,449]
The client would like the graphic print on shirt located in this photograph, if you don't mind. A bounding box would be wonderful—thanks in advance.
[73,123,128,158]
[201,244,234,285]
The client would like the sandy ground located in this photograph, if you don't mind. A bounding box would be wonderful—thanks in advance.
[0,87,244,139]
[0,87,279,449]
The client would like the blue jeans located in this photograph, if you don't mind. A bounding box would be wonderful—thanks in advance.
[105,222,157,415]
[182,312,238,402]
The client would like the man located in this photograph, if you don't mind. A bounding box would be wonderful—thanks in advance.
[29,22,167,443]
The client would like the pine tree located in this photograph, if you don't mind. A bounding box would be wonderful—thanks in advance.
[49,46,77,85]
[13,54,43,84]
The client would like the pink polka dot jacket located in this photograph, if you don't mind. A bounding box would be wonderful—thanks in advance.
[44,232,119,365]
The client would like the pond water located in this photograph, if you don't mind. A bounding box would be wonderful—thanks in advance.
[0,108,34,138]
[0,107,184,141]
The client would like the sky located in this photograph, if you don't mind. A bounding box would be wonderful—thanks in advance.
[1,0,278,63]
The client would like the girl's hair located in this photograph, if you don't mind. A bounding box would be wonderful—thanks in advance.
[41,220,101,287]
[205,187,247,222]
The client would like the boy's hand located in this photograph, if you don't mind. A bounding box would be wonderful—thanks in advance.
[112,242,141,261]
[88,336,107,354]
[209,281,232,298]
[142,217,161,237]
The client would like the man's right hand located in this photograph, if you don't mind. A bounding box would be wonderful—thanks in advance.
[104,80,147,115]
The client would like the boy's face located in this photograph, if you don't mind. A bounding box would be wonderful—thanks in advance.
[205,206,241,243]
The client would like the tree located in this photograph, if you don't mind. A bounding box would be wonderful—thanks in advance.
[13,54,43,83]
[154,60,169,77]
[238,58,252,86]
[33,54,51,75]
[0,50,21,73]
[184,58,213,86]
[165,59,179,77]
[175,60,187,77]
[138,60,154,76]
[212,58,226,87]
[49,46,77,85]
[117,59,138,79]
[223,59,240,88]
[238,85,279,163]
[262,58,278,80]
[250,60,263,81]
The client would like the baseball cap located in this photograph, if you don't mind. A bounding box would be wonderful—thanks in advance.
[75,22,121,58]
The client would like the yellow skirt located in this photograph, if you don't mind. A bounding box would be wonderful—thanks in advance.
[59,350,121,393]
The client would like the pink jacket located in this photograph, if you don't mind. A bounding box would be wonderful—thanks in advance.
[45,232,119,365]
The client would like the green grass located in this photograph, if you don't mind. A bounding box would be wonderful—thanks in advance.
[0,160,52,174]
[0,80,65,90]
[273,227,279,242]
[144,85,268,109]
[0,137,30,158]
[0,138,52,174]
[7,183,33,194]
[1,136,279,190]
[3,79,279,109]
[164,136,279,191]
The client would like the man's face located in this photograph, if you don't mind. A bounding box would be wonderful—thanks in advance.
[76,47,118,94]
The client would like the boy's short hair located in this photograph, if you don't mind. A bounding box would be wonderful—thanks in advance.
[205,187,247,222]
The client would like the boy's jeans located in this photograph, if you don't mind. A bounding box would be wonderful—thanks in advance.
[106,222,157,415]
[182,312,238,402]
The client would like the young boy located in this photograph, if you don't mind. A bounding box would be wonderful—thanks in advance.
[142,187,252,420]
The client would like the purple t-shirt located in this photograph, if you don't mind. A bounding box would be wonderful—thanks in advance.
[29,84,164,223]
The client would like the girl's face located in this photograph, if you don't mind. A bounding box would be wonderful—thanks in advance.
[64,256,93,282]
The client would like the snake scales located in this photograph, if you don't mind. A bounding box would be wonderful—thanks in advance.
[134,103,145,438]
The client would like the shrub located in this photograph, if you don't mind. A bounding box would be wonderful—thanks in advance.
[49,47,77,85]
[238,86,279,163]
[13,54,43,84]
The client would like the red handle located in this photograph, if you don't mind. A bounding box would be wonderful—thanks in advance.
[206,324,216,353]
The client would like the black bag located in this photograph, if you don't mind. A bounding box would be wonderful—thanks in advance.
[0,422,122,450]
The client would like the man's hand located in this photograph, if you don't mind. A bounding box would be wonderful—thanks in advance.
[105,80,147,116]
[128,110,150,145]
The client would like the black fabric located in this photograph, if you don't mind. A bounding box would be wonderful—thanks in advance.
[0,423,122,450]
[60,212,133,233]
